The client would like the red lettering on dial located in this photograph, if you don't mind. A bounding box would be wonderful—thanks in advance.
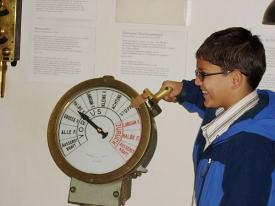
[110,123,123,147]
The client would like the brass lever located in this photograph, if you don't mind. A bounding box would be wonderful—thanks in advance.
[0,61,7,97]
[131,86,173,108]
[153,86,173,102]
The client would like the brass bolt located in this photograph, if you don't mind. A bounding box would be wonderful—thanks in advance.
[0,28,5,35]
[70,186,76,193]
[2,48,10,56]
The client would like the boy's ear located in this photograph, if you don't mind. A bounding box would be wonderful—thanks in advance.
[230,69,244,89]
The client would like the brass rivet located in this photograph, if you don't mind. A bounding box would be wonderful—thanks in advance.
[113,191,119,198]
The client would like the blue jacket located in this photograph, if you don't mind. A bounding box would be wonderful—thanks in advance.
[177,80,275,206]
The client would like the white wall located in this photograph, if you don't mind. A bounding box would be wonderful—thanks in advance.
[0,0,272,205]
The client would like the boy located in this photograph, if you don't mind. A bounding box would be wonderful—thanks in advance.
[162,27,275,206]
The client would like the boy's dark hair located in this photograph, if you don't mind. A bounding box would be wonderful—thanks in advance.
[196,27,266,90]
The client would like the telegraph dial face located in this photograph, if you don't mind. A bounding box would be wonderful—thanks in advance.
[48,76,152,184]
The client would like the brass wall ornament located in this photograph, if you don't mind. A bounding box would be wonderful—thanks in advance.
[47,76,172,206]
[0,0,22,97]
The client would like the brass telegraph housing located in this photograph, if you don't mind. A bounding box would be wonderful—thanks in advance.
[0,0,22,97]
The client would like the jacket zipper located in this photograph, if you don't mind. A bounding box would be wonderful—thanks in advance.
[197,158,212,205]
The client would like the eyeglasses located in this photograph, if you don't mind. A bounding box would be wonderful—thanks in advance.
[195,70,231,81]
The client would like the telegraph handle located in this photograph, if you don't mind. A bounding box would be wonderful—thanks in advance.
[131,86,173,109]
[153,86,173,102]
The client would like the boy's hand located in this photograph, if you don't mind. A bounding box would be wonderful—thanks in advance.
[161,80,183,102]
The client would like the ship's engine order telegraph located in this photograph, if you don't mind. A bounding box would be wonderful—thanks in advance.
[47,76,172,206]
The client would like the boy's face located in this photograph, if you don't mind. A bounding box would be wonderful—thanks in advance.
[195,58,233,109]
